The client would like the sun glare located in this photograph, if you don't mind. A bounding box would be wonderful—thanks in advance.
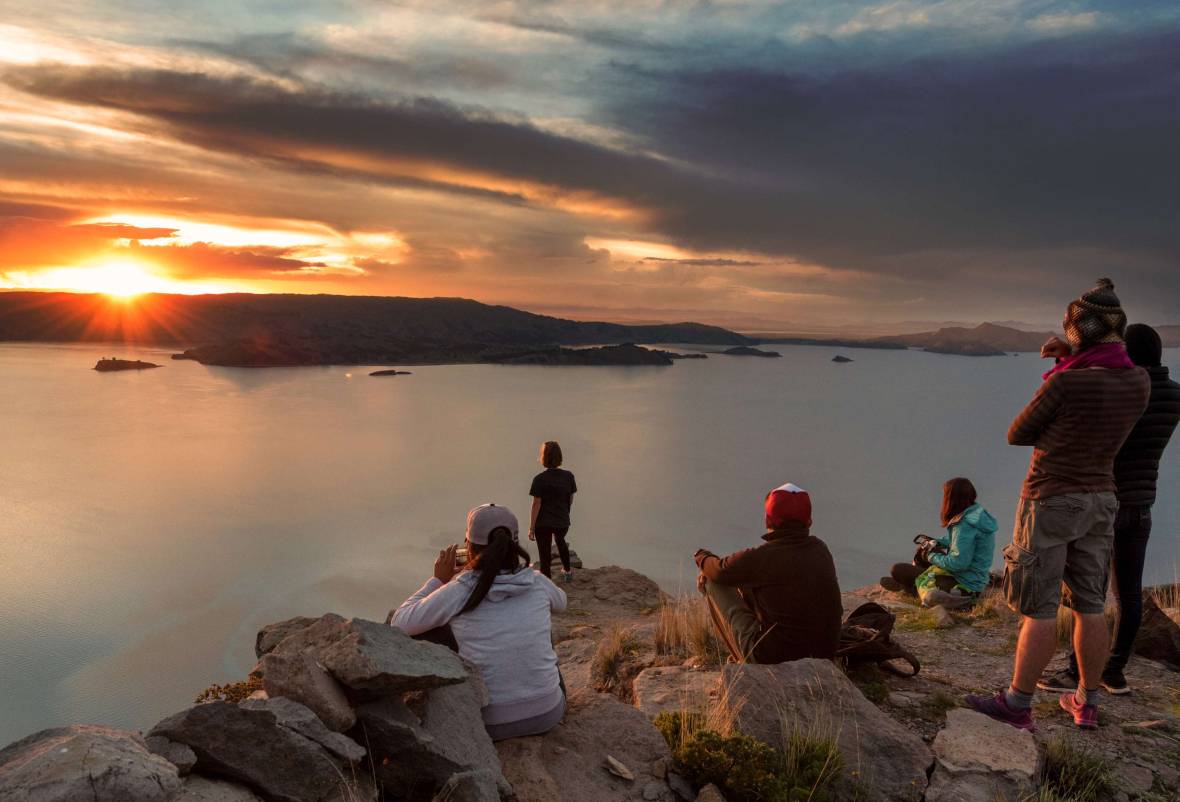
[10,261,237,297]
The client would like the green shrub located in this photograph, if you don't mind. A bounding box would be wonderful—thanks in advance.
[654,710,707,753]
[660,724,844,802]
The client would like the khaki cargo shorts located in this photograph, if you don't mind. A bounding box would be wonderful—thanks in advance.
[1003,492,1117,619]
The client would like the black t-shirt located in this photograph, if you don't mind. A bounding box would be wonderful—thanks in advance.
[529,468,577,529]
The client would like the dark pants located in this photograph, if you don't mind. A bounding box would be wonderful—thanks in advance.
[1069,504,1152,675]
[889,560,957,597]
[535,526,571,576]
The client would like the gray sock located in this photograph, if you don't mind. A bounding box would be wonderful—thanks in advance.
[1004,685,1034,710]
[1075,686,1099,707]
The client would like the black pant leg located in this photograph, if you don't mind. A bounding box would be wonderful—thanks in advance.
[1108,506,1152,671]
[553,527,572,572]
[890,563,922,595]
[535,528,554,577]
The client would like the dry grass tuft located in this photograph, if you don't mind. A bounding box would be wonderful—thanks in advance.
[591,625,642,694]
[195,675,263,704]
[654,593,726,666]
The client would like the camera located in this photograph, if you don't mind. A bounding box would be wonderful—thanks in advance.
[455,547,469,566]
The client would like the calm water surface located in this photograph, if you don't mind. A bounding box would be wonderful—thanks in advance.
[2,342,1178,743]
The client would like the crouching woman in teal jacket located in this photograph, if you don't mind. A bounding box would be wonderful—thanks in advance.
[881,478,998,609]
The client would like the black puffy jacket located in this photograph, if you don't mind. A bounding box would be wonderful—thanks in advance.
[1113,365,1180,506]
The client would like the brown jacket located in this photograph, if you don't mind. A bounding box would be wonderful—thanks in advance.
[694,523,842,663]
[1009,366,1150,499]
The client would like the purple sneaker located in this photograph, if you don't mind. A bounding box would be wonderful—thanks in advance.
[965,692,1036,731]
[1059,692,1099,729]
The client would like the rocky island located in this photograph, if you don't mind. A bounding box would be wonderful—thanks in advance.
[832,355,854,363]
[4,562,1175,802]
[369,369,412,376]
[720,346,781,358]
[94,358,161,371]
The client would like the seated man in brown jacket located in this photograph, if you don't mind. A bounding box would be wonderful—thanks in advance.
[694,483,843,664]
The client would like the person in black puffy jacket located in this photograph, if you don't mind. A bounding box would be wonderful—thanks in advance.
[1039,323,1180,695]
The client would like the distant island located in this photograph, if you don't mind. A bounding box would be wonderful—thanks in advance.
[832,355,854,363]
[722,346,781,358]
[94,358,161,372]
[3,292,1176,367]
[369,369,412,376]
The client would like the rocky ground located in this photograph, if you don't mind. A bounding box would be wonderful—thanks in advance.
[2,564,1177,802]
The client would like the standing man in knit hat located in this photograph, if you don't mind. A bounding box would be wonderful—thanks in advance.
[1038,323,1180,695]
[968,279,1150,731]
[693,483,842,664]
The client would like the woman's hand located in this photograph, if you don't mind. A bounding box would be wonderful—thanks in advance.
[1041,336,1071,359]
[434,545,459,583]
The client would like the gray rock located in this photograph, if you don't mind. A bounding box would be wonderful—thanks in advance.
[429,770,499,802]
[256,651,356,732]
[268,613,351,658]
[175,775,262,801]
[1117,764,1155,796]
[0,724,181,802]
[256,616,320,658]
[318,618,468,695]
[722,659,932,801]
[416,671,507,796]
[667,772,695,801]
[926,709,1039,802]
[239,696,365,763]
[642,780,667,800]
[353,698,495,802]
[149,701,349,802]
[1136,599,1180,669]
[695,785,726,802]
[145,734,197,775]
[632,666,720,720]
[496,690,673,802]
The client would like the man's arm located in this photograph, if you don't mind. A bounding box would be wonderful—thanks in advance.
[1008,377,1065,446]
[694,546,761,586]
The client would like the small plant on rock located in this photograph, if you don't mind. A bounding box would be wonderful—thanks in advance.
[591,625,641,694]
[654,594,725,666]
[1036,737,1116,802]
[195,675,263,704]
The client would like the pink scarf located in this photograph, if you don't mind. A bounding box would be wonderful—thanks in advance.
[1043,342,1133,379]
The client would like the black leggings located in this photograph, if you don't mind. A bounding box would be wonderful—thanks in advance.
[1070,504,1152,674]
[535,526,571,577]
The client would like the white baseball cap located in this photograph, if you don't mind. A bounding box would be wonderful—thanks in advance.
[465,503,519,545]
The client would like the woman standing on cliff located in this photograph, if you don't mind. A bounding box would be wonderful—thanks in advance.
[528,441,577,582]
[391,503,567,740]
[880,477,997,609]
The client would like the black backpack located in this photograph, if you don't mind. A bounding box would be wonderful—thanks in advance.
[837,602,921,677]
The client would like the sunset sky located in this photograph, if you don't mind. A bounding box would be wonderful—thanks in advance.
[1,1,1177,331]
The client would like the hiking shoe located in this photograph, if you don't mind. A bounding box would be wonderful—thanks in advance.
[965,692,1035,731]
[879,576,904,592]
[1036,668,1080,693]
[1101,668,1130,695]
[1060,692,1099,729]
[561,570,573,584]
[923,588,974,610]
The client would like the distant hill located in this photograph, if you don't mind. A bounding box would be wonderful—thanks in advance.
[875,322,1055,356]
[0,291,750,367]
[1158,325,1180,348]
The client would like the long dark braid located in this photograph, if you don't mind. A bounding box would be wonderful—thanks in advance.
[460,527,532,613]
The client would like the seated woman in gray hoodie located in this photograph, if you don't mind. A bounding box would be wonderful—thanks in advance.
[391,503,567,740]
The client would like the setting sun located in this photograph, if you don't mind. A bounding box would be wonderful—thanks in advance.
[6,260,237,297]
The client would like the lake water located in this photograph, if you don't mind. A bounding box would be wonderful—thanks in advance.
[2,341,1178,744]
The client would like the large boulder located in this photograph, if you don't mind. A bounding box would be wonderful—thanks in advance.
[264,614,467,698]
[926,709,1039,802]
[415,670,507,796]
[149,701,351,802]
[1136,599,1180,669]
[255,651,356,731]
[175,775,263,801]
[239,697,365,763]
[353,698,498,802]
[318,619,468,696]
[721,659,932,801]
[0,725,181,802]
[256,616,320,658]
[632,667,721,720]
[495,690,674,802]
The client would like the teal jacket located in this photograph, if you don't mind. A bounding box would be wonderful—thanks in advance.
[929,503,998,593]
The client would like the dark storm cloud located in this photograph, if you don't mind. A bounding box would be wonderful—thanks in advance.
[5,19,1179,293]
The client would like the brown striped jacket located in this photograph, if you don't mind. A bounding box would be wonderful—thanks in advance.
[1008,367,1150,499]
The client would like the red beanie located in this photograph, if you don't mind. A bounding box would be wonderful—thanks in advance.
[765,483,812,529]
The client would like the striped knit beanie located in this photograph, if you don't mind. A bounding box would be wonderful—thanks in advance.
[1064,278,1127,350]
